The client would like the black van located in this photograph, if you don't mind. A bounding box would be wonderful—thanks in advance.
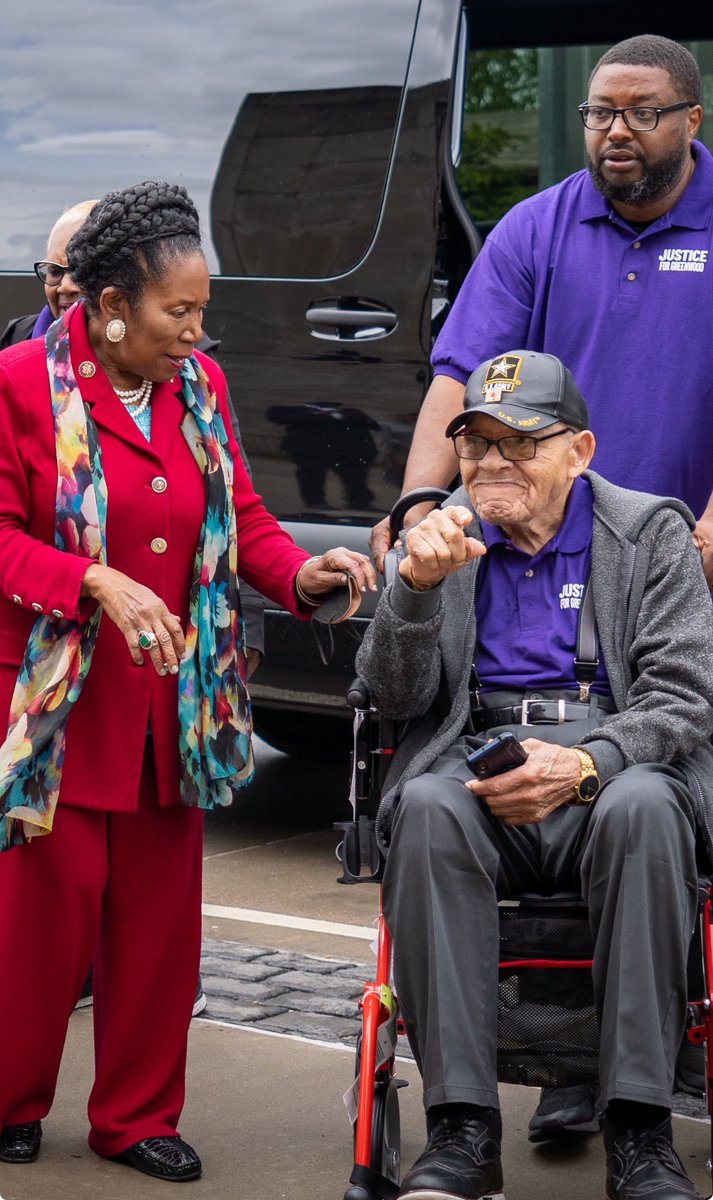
[1,1,709,756]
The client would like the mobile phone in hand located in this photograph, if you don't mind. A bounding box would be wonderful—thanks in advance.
[466,732,528,780]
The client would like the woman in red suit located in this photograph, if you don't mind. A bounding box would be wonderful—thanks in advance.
[0,181,374,1182]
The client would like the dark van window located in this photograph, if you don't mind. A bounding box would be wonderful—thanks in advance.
[0,0,418,278]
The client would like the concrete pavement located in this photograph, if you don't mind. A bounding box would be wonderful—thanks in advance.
[2,1008,711,1200]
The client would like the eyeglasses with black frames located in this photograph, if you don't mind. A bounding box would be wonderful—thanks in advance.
[452,427,576,462]
[577,101,694,132]
[33,261,70,285]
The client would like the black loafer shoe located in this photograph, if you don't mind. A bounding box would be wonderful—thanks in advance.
[112,1136,202,1182]
[0,1120,42,1163]
[606,1118,704,1199]
[528,1083,602,1143]
[399,1114,504,1200]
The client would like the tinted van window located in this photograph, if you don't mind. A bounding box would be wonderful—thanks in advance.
[0,0,418,277]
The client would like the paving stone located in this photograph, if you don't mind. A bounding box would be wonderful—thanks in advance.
[397,1035,413,1060]
[277,990,361,1022]
[202,958,283,983]
[202,974,288,1002]
[273,970,363,998]
[671,1091,707,1120]
[201,938,271,963]
[198,997,287,1025]
[251,948,368,974]
[256,1010,360,1042]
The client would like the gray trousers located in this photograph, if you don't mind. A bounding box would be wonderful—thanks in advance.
[382,740,699,1113]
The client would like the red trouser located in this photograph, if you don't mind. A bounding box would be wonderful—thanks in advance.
[0,752,203,1157]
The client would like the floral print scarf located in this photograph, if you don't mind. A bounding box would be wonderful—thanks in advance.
[0,311,252,851]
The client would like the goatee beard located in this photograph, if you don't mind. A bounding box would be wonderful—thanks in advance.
[586,140,690,206]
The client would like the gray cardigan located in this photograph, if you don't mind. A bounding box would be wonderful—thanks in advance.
[356,472,713,852]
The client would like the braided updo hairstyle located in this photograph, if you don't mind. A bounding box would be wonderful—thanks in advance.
[67,180,203,315]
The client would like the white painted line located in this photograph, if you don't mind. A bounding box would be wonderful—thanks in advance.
[194,1016,415,1065]
[203,831,315,860]
[202,902,375,940]
[194,1016,351,1054]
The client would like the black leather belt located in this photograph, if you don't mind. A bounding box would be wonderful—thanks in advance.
[470,693,616,732]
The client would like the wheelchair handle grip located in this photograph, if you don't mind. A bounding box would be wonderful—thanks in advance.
[388,487,452,544]
[347,677,370,710]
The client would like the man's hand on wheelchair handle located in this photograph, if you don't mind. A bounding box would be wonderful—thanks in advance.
[466,740,582,825]
[398,505,486,590]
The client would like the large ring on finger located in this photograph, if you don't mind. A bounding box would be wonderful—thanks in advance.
[137,629,159,650]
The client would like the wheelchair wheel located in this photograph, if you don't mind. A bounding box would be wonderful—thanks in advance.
[371,1070,401,1185]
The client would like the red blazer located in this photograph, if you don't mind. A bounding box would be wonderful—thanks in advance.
[0,305,310,811]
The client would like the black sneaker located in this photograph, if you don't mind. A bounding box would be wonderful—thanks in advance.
[528,1084,601,1143]
[606,1118,704,1199]
[399,1114,504,1200]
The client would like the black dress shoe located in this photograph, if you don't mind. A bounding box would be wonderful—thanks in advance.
[399,1114,504,1199]
[0,1120,42,1163]
[528,1083,602,1143]
[606,1118,704,1199]
[112,1136,202,1182]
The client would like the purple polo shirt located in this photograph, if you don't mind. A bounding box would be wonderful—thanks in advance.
[475,476,611,695]
[433,141,713,518]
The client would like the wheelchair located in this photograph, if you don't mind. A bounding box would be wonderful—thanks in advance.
[334,489,713,1200]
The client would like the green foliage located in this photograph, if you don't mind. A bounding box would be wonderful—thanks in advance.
[466,48,538,112]
[457,49,540,227]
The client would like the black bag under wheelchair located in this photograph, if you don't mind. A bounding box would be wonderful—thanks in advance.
[334,489,713,1200]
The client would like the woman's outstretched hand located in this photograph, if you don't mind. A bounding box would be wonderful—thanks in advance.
[295,548,377,599]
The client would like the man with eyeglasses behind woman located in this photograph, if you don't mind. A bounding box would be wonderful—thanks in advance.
[1,200,99,349]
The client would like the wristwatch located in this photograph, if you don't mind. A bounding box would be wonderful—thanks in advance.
[570,748,600,805]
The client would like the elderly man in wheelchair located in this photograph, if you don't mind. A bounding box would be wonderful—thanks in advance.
[355,349,713,1200]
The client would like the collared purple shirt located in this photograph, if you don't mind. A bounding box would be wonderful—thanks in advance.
[475,475,611,694]
[31,305,55,338]
[433,141,713,518]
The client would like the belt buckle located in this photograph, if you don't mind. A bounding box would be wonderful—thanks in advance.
[521,698,567,725]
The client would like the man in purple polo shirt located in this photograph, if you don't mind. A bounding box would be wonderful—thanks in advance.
[370,35,713,584]
[356,349,713,1200]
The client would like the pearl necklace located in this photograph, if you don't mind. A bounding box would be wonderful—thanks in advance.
[114,378,153,416]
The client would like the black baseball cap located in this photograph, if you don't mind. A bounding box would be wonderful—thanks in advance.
[445,350,590,438]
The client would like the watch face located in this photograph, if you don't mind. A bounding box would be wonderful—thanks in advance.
[578,774,599,801]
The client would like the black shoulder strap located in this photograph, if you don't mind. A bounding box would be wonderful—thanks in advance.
[573,571,599,700]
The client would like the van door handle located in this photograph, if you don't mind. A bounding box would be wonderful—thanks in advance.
[305,298,397,341]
